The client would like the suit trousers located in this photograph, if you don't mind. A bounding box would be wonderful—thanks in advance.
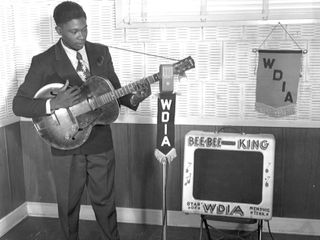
[51,150,120,240]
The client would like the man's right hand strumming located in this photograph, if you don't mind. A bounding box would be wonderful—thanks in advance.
[50,80,82,110]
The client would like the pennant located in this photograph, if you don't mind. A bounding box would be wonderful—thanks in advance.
[255,50,302,117]
[156,92,176,156]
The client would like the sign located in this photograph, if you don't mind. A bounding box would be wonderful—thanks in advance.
[182,131,275,220]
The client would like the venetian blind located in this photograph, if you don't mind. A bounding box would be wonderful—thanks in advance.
[2,0,320,128]
[0,2,17,126]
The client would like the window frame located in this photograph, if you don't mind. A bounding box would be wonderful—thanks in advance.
[116,0,320,28]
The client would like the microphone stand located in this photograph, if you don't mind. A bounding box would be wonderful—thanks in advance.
[154,64,176,240]
[155,149,177,240]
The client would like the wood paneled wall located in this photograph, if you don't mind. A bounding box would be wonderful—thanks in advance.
[0,123,25,219]
[2,121,320,220]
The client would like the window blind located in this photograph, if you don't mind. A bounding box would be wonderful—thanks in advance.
[2,0,320,128]
[0,2,18,126]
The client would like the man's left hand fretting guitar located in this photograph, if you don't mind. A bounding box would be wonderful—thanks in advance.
[32,56,195,150]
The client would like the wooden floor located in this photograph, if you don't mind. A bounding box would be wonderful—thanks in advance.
[1,217,319,240]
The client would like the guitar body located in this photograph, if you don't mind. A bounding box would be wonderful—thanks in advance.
[33,76,120,150]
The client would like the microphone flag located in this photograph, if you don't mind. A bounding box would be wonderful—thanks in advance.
[156,92,176,156]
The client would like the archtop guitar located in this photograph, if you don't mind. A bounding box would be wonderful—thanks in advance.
[32,56,195,150]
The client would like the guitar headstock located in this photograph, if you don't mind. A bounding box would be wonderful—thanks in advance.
[172,56,195,75]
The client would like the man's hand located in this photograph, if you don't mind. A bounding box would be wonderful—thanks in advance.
[50,80,82,110]
[130,80,152,106]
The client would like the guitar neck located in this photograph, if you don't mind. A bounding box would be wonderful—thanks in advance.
[96,73,160,107]
[75,56,194,112]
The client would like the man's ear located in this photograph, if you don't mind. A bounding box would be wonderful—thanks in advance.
[55,26,62,36]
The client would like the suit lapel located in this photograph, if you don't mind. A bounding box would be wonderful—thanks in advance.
[54,40,84,86]
[54,40,107,85]
[85,41,104,76]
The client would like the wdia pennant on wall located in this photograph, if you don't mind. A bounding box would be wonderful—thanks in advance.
[255,50,302,117]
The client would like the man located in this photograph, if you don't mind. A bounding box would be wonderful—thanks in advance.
[12,1,151,239]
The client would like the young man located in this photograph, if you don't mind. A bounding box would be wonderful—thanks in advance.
[12,1,151,239]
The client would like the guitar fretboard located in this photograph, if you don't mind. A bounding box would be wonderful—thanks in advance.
[95,73,160,107]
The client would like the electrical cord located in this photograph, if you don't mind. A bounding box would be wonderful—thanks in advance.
[267,220,276,240]
[205,222,255,240]
[161,160,169,240]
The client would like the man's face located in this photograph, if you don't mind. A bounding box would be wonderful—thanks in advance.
[56,17,88,51]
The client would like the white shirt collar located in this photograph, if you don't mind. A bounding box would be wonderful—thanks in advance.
[60,39,89,70]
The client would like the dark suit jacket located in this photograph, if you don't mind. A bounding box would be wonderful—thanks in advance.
[13,39,137,155]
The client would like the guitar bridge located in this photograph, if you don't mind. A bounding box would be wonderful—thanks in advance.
[87,96,97,110]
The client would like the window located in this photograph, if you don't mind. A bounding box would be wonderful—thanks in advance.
[268,0,320,20]
[116,0,320,28]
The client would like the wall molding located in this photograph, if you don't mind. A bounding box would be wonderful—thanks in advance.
[0,202,28,237]
[19,116,320,129]
[1,202,319,238]
[0,117,19,128]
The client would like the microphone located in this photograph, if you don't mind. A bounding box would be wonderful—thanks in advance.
[159,64,174,92]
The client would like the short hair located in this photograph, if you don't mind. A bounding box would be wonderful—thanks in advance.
[53,1,86,25]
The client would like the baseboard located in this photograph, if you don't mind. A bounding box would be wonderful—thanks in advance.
[26,202,320,236]
[1,202,320,237]
[0,202,28,237]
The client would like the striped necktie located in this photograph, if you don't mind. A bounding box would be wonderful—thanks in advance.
[76,51,90,80]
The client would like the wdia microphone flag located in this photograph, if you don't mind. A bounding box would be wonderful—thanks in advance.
[156,92,176,156]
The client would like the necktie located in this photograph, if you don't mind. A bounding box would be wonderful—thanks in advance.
[76,52,90,80]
